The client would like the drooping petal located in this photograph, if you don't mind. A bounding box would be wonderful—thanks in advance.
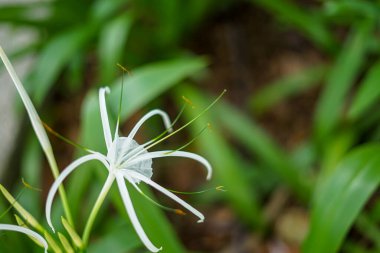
[45,153,109,232]
[127,150,212,180]
[126,170,205,223]
[0,46,55,169]
[0,224,48,253]
[99,87,113,150]
[128,109,173,140]
[115,174,162,252]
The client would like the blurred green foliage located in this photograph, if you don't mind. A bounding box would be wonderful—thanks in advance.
[1,0,380,252]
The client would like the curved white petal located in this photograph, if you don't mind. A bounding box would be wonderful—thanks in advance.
[99,87,113,150]
[128,151,212,180]
[0,46,53,164]
[115,175,162,252]
[0,224,48,253]
[128,109,173,140]
[45,153,109,232]
[126,171,205,223]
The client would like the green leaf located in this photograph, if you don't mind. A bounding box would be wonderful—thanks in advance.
[61,216,83,249]
[126,184,186,252]
[0,185,43,233]
[44,231,63,253]
[175,85,264,228]
[217,99,311,200]
[13,214,45,249]
[314,21,373,144]
[26,24,96,105]
[248,0,336,51]
[18,134,43,218]
[249,64,327,115]
[0,3,50,26]
[108,56,208,121]
[87,218,141,253]
[58,232,74,253]
[319,129,357,175]
[303,144,380,253]
[98,12,133,83]
[348,60,380,121]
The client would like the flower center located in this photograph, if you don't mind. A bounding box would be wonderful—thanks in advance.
[108,137,153,183]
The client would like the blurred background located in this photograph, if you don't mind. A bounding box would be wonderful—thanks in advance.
[0,0,380,252]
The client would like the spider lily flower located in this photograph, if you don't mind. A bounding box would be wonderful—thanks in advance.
[0,224,48,253]
[46,87,212,252]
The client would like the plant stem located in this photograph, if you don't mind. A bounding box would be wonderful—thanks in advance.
[82,174,115,246]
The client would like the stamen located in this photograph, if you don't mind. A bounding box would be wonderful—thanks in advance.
[134,185,187,216]
[164,123,210,155]
[117,63,132,76]
[118,104,188,164]
[174,209,186,216]
[182,96,195,109]
[216,186,227,192]
[128,90,226,162]
[167,185,226,195]
[21,178,41,192]
[145,90,226,150]
[142,103,188,145]
[42,122,94,153]
[116,63,131,136]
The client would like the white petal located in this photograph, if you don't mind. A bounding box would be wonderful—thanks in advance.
[128,109,173,140]
[0,46,54,167]
[0,224,48,253]
[115,175,162,252]
[45,153,109,232]
[126,171,205,223]
[99,87,113,150]
[128,150,212,180]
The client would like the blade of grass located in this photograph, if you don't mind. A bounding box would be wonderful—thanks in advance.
[314,20,373,144]
[303,144,380,253]
[98,12,133,83]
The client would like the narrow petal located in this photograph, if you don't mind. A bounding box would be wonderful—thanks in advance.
[0,224,48,253]
[126,170,205,223]
[115,175,162,252]
[128,151,212,180]
[45,153,109,232]
[0,46,54,167]
[128,109,173,140]
[99,87,113,149]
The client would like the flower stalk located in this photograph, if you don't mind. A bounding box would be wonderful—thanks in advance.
[82,173,115,246]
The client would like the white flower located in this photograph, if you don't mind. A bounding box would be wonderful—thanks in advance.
[0,224,48,253]
[46,87,212,252]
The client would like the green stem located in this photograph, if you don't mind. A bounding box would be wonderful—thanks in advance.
[82,174,115,246]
